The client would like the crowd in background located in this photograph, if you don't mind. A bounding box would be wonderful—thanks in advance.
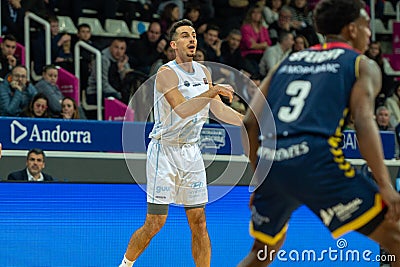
[1,0,400,141]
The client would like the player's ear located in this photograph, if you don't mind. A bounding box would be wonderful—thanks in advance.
[170,40,177,50]
[347,22,357,40]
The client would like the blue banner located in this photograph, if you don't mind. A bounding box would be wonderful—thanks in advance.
[342,130,395,159]
[0,118,395,158]
[0,117,243,155]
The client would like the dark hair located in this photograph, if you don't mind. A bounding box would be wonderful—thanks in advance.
[42,64,58,74]
[77,23,91,31]
[204,24,220,34]
[195,47,207,61]
[229,29,242,37]
[278,32,293,43]
[161,2,179,21]
[22,93,50,118]
[169,19,194,41]
[314,0,362,35]
[61,97,80,119]
[364,41,383,66]
[27,148,46,160]
[47,15,59,23]
[2,34,17,43]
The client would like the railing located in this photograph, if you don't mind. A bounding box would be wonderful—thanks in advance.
[397,1,400,21]
[371,0,376,41]
[74,41,102,120]
[24,13,51,78]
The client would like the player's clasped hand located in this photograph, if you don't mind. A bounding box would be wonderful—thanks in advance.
[380,185,400,222]
[215,84,234,103]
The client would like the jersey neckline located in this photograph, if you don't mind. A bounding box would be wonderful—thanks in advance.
[310,42,360,53]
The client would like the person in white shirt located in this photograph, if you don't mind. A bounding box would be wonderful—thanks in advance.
[259,32,294,76]
[119,19,243,267]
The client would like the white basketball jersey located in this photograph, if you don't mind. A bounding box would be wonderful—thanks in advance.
[149,60,210,144]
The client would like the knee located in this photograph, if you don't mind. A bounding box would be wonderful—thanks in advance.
[189,215,208,234]
[143,216,167,237]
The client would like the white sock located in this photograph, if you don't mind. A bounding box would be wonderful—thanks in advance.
[119,255,135,267]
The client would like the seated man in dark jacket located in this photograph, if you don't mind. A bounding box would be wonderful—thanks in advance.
[7,148,53,181]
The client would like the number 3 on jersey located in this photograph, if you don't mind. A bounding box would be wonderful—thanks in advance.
[278,80,311,123]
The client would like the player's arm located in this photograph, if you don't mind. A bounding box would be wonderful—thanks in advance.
[351,56,400,222]
[242,66,276,170]
[201,66,244,126]
[156,66,233,119]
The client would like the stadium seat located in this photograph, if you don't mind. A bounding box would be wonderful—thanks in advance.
[383,56,400,76]
[384,1,396,16]
[80,90,98,111]
[105,19,138,38]
[388,19,396,33]
[78,17,117,37]
[131,20,150,37]
[57,16,78,34]
[373,18,392,34]
[57,67,80,106]
[104,97,134,121]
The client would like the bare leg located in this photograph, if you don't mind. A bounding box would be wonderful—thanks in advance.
[124,214,167,261]
[237,235,286,267]
[185,207,211,267]
[368,219,400,267]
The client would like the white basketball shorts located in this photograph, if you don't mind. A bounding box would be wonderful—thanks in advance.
[146,139,208,206]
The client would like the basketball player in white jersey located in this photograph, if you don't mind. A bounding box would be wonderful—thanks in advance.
[119,19,244,267]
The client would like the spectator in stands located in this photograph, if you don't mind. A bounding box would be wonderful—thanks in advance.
[127,21,167,75]
[117,0,155,24]
[149,45,176,77]
[1,0,25,43]
[61,96,79,119]
[263,0,283,26]
[0,65,37,116]
[197,24,222,62]
[32,15,73,75]
[240,6,272,76]
[376,106,394,131]
[288,0,319,45]
[22,0,55,18]
[159,2,180,35]
[184,2,207,35]
[73,23,97,94]
[86,38,131,105]
[7,148,53,181]
[268,6,297,45]
[20,92,50,118]
[157,0,184,20]
[194,47,207,62]
[35,64,63,115]
[386,83,400,128]
[0,34,20,79]
[365,41,394,104]
[220,29,248,73]
[212,0,247,39]
[291,34,309,53]
[259,32,294,76]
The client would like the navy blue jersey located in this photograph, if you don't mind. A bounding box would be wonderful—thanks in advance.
[261,43,361,140]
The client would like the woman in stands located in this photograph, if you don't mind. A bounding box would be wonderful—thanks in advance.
[61,96,79,119]
[20,93,50,118]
